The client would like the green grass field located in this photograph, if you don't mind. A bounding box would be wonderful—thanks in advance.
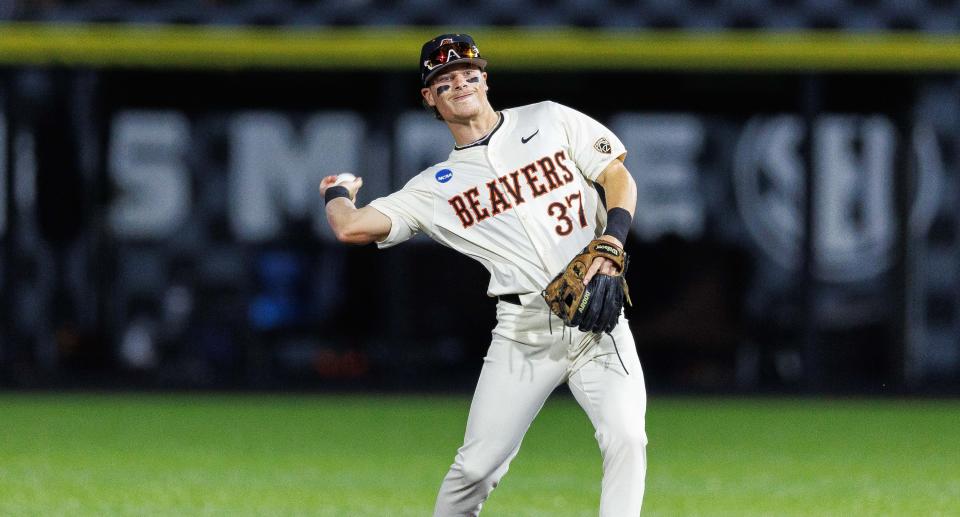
[1,394,957,516]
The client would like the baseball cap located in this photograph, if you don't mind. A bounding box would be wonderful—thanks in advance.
[420,33,487,86]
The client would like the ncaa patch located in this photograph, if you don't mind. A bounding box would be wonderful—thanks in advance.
[435,168,454,183]
[594,137,612,154]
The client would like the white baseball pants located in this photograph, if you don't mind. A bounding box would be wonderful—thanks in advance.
[433,297,648,516]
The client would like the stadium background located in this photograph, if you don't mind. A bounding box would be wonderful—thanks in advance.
[2,1,959,394]
[0,1,959,515]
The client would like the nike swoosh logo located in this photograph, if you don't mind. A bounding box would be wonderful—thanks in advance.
[521,129,539,144]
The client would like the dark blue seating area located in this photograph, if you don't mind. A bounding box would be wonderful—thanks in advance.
[5,0,959,32]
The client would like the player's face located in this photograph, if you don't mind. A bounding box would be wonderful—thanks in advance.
[421,64,490,122]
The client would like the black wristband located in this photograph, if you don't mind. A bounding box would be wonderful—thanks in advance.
[603,207,632,244]
[324,186,351,204]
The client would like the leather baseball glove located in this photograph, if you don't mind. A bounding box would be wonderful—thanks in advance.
[541,239,631,333]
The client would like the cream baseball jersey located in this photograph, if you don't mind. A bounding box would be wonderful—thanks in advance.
[368,101,626,296]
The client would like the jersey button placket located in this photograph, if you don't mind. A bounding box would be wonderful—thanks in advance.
[485,146,551,272]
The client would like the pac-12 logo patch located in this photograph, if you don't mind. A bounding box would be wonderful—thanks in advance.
[594,137,612,154]
[435,169,454,183]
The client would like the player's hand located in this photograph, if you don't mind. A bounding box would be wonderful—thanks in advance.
[319,174,364,201]
[582,234,623,286]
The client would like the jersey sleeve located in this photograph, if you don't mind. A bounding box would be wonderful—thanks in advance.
[552,101,627,181]
[367,174,434,249]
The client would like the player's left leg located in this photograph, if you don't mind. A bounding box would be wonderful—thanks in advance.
[567,320,647,517]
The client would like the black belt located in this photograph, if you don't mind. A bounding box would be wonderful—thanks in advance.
[498,293,522,306]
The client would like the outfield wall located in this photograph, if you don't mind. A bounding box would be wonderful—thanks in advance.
[1,25,959,392]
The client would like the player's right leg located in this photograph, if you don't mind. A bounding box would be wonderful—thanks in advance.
[433,333,567,517]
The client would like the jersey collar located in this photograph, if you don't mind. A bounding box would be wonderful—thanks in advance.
[453,112,504,151]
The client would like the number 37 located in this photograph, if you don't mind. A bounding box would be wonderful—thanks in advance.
[547,191,587,236]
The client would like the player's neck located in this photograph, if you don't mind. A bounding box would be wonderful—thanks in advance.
[447,107,500,147]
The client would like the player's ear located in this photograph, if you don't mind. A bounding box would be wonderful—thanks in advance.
[482,72,489,92]
[421,87,436,107]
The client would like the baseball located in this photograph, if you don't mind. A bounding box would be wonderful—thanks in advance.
[333,173,357,186]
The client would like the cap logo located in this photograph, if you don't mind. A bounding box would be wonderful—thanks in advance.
[423,47,465,72]
[435,169,454,183]
[594,137,612,154]
[421,35,483,84]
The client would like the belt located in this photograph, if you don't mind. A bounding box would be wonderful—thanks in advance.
[498,293,522,306]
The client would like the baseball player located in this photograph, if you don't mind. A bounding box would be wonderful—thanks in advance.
[320,34,647,516]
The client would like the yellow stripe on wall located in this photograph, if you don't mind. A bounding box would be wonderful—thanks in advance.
[0,23,959,71]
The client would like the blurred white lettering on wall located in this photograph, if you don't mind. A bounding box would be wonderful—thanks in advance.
[395,112,455,178]
[814,115,896,281]
[735,114,914,282]
[734,115,805,275]
[228,112,365,242]
[612,113,705,240]
[109,111,191,239]
[910,124,946,236]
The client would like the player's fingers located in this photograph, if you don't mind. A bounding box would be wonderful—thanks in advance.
[599,259,618,276]
[319,176,338,192]
[342,177,363,198]
[583,257,604,286]
[584,257,620,285]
